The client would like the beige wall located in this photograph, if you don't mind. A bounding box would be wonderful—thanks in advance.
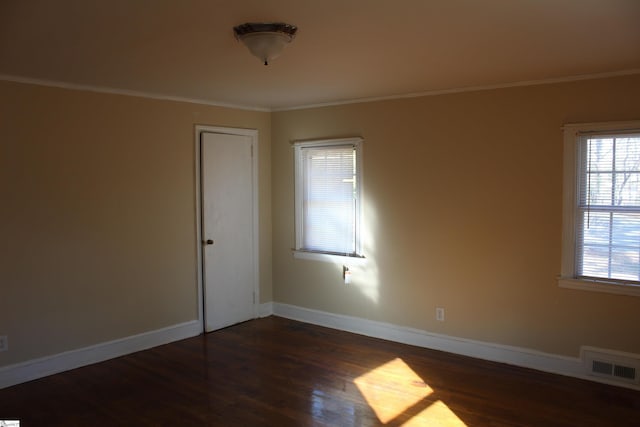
[0,80,272,366]
[2,74,639,369]
[272,74,640,357]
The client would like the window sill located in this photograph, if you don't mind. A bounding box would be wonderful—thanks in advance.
[292,249,367,265]
[558,277,640,297]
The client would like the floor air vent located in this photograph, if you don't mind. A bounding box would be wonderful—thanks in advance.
[592,360,614,376]
[583,348,640,385]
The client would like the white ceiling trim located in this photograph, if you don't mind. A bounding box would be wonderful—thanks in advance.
[2,69,640,113]
[0,74,271,112]
[273,69,640,112]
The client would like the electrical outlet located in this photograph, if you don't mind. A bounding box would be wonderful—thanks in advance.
[0,335,7,352]
[436,308,445,322]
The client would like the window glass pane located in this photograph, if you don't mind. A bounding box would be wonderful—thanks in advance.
[613,137,640,207]
[581,244,611,278]
[611,213,640,248]
[580,211,640,281]
[614,137,640,172]
[581,211,610,246]
[578,134,640,282]
[582,138,615,207]
[581,173,612,206]
[579,211,610,278]
[610,247,639,281]
[586,138,613,171]
[614,172,640,206]
[304,201,354,251]
[609,212,640,280]
[300,145,357,254]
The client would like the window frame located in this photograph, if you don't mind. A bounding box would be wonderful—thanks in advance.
[560,120,640,297]
[292,137,365,263]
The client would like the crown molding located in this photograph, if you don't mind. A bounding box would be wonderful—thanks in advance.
[0,74,271,112]
[2,68,639,113]
[273,68,640,112]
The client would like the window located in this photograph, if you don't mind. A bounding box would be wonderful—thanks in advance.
[293,138,364,260]
[560,121,640,296]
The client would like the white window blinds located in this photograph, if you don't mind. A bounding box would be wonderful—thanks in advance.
[577,133,640,283]
[294,139,363,256]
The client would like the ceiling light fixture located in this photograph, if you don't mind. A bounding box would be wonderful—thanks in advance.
[233,22,297,65]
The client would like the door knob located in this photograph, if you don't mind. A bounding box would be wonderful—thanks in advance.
[204,239,214,245]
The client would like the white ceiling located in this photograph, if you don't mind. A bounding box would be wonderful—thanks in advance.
[1,0,639,110]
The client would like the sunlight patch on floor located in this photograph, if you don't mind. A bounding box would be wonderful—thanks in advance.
[410,400,467,427]
[354,358,467,426]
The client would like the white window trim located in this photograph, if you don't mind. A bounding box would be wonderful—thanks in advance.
[292,249,368,265]
[559,120,640,297]
[292,137,365,262]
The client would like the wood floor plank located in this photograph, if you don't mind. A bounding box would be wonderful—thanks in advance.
[0,316,638,426]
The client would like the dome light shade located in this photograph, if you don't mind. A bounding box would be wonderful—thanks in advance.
[233,22,297,65]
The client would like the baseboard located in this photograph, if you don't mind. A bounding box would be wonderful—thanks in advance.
[3,305,636,391]
[272,303,640,391]
[259,302,274,318]
[0,320,201,389]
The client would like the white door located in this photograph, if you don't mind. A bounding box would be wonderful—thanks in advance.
[201,130,256,332]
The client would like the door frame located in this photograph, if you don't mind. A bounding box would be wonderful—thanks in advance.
[194,125,260,333]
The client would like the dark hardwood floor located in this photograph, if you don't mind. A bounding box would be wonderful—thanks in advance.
[1,316,638,426]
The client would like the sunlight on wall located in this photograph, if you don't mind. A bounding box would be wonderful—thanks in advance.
[321,197,380,304]
[354,358,467,426]
[351,198,380,303]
